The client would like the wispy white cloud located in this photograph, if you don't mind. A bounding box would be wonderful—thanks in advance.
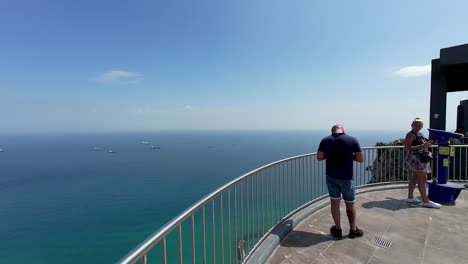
[183,105,194,111]
[393,64,431,77]
[94,70,142,83]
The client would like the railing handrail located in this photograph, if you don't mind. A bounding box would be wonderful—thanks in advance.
[117,144,468,264]
[117,152,317,263]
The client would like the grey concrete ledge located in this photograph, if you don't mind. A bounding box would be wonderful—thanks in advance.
[244,182,412,264]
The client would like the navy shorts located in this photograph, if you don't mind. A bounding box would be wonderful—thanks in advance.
[326,176,355,203]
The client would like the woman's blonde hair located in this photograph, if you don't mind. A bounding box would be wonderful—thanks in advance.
[412,117,424,125]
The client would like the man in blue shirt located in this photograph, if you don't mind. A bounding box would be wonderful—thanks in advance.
[317,124,364,239]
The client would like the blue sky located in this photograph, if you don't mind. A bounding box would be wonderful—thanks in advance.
[1,0,468,133]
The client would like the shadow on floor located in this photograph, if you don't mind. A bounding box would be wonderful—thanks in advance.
[280,230,333,248]
[360,197,419,211]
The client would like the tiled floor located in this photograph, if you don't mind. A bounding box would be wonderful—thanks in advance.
[266,187,468,264]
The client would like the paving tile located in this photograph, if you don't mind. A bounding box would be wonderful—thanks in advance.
[299,246,327,261]
[386,220,429,245]
[267,253,296,264]
[430,219,468,237]
[367,255,399,264]
[390,214,430,228]
[385,230,427,248]
[272,245,296,259]
[426,229,468,259]
[293,223,312,233]
[372,233,424,264]
[311,255,338,264]
[388,207,432,228]
[356,211,392,234]
[321,238,374,264]
[422,245,468,264]
[287,249,321,264]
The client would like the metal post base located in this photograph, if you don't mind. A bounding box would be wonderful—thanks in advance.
[427,180,465,204]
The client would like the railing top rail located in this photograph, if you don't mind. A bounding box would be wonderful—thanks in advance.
[361,145,444,150]
[117,144,467,263]
[361,146,404,149]
[117,151,318,263]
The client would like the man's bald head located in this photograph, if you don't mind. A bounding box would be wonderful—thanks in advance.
[331,124,344,134]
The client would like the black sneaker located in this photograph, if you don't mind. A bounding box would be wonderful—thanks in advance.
[330,226,342,239]
[349,227,363,238]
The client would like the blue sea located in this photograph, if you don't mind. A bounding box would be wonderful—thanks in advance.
[0,130,403,263]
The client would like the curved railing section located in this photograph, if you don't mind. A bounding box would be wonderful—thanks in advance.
[117,145,468,264]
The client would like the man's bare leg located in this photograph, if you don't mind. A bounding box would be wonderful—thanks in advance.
[345,201,356,231]
[330,199,341,229]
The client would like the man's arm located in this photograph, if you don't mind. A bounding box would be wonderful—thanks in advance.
[354,152,364,163]
[317,139,326,161]
[317,151,326,161]
[353,138,364,163]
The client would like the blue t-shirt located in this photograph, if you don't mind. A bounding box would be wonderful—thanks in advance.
[317,133,362,180]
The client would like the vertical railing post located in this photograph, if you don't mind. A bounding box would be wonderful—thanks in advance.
[202,207,206,264]
[220,194,224,264]
[178,225,183,264]
[191,215,196,264]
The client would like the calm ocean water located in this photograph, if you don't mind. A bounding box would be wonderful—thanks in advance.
[0,130,403,263]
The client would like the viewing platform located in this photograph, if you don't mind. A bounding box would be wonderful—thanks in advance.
[117,145,468,264]
[265,186,468,264]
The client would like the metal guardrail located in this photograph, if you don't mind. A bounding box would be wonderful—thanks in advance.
[116,145,468,264]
